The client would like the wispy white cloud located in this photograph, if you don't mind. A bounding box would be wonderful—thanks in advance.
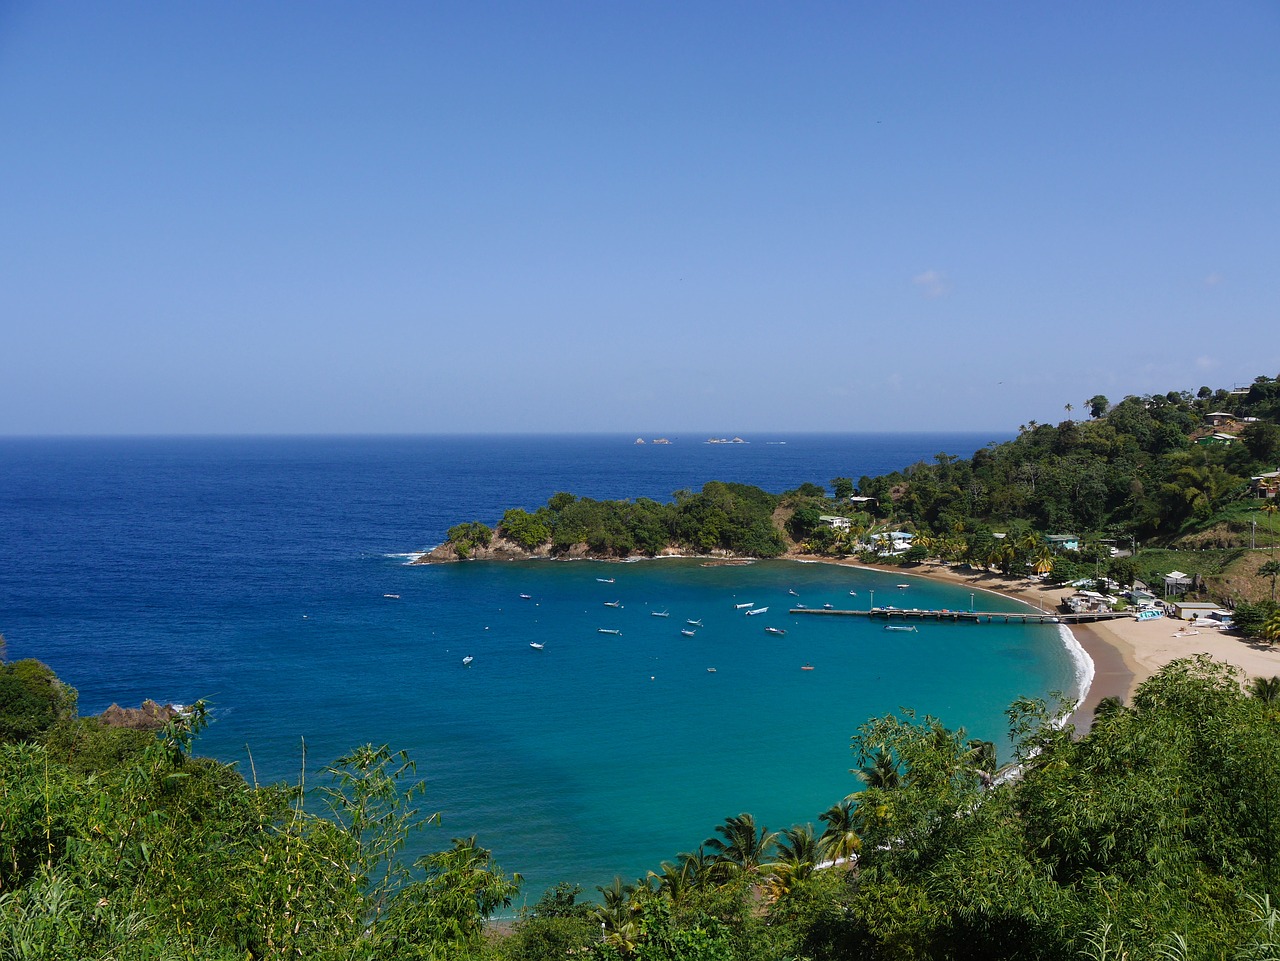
[1195,355,1218,370]
[912,269,950,299]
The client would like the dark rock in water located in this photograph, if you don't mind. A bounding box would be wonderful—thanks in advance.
[98,700,182,730]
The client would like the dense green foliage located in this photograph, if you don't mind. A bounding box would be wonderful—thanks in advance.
[0,659,76,744]
[3,658,1278,959]
[854,377,1280,545]
[448,481,787,559]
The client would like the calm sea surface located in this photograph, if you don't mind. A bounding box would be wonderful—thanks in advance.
[0,433,1082,901]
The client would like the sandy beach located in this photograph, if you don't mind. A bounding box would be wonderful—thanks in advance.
[796,555,1280,732]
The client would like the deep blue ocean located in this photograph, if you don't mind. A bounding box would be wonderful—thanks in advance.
[0,433,1083,902]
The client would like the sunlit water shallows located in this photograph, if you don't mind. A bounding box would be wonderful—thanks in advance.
[0,434,1080,902]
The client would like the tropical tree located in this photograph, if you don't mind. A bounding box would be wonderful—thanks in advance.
[764,825,827,899]
[857,747,902,790]
[1248,675,1280,703]
[703,812,777,879]
[1259,560,1280,604]
[818,799,862,862]
[1264,608,1280,645]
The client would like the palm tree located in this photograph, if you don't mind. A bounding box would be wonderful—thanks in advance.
[594,878,642,955]
[1248,676,1280,703]
[858,747,902,790]
[703,812,777,878]
[1264,609,1280,646]
[763,824,827,899]
[1259,560,1280,603]
[1263,501,1279,554]
[818,799,861,862]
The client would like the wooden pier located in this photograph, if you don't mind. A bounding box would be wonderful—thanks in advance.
[789,607,1134,626]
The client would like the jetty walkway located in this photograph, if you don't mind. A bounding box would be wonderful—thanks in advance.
[790,607,1134,626]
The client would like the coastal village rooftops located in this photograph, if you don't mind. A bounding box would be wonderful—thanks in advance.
[1045,534,1080,551]
[819,515,852,530]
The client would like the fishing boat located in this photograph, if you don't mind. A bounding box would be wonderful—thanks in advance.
[383,593,400,599]
[706,667,717,673]
[801,664,814,671]
[897,584,910,589]
[519,593,532,600]
[884,625,918,632]
[734,602,753,609]
[788,589,798,596]
[651,610,669,618]
[686,618,703,627]
[681,628,696,637]
[823,603,834,609]
[764,627,786,636]
[529,642,544,650]
[848,591,857,596]
[604,600,623,608]
[598,628,622,635]
[462,655,474,665]
[746,607,768,616]
[596,577,615,583]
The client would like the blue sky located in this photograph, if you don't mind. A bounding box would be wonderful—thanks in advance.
[1,2,1276,435]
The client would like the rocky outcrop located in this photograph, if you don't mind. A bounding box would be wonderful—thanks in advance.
[98,700,183,731]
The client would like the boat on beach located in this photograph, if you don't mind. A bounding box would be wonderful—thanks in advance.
[462,655,474,665]
[598,628,622,635]
[746,607,768,616]
[765,627,786,636]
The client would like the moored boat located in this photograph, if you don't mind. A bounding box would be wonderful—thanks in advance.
[686,618,703,627]
[764,626,786,635]
[598,628,622,635]
[884,625,918,632]
[801,663,814,671]
[604,600,622,608]
[597,577,615,583]
[734,602,753,609]
[681,628,696,637]
[529,642,544,650]
[462,655,474,665]
[745,607,768,616]
[651,610,669,618]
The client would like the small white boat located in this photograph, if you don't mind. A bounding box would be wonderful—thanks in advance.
[529,642,544,650]
[462,655,474,665]
[848,591,857,596]
[383,593,400,599]
[823,603,834,609]
[746,607,768,616]
[597,577,615,583]
[686,618,703,627]
[651,610,670,618]
[765,627,786,636]
[519,593,532,600]
[681,629,696,637]
[788,589,799,596]
[598,628,622,635]
[604,600,623,608]
[734,602,754,609]
[884,625,918,632]
[706,667,717,673]
[897,584,910,589]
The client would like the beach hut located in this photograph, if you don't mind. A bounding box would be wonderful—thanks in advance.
[1163,571,1192,596]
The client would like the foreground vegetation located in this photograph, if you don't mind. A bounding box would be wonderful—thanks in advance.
[3,654,1280,959]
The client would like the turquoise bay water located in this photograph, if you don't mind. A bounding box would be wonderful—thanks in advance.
[193,557,1076,898]
[0,434,1078,902]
